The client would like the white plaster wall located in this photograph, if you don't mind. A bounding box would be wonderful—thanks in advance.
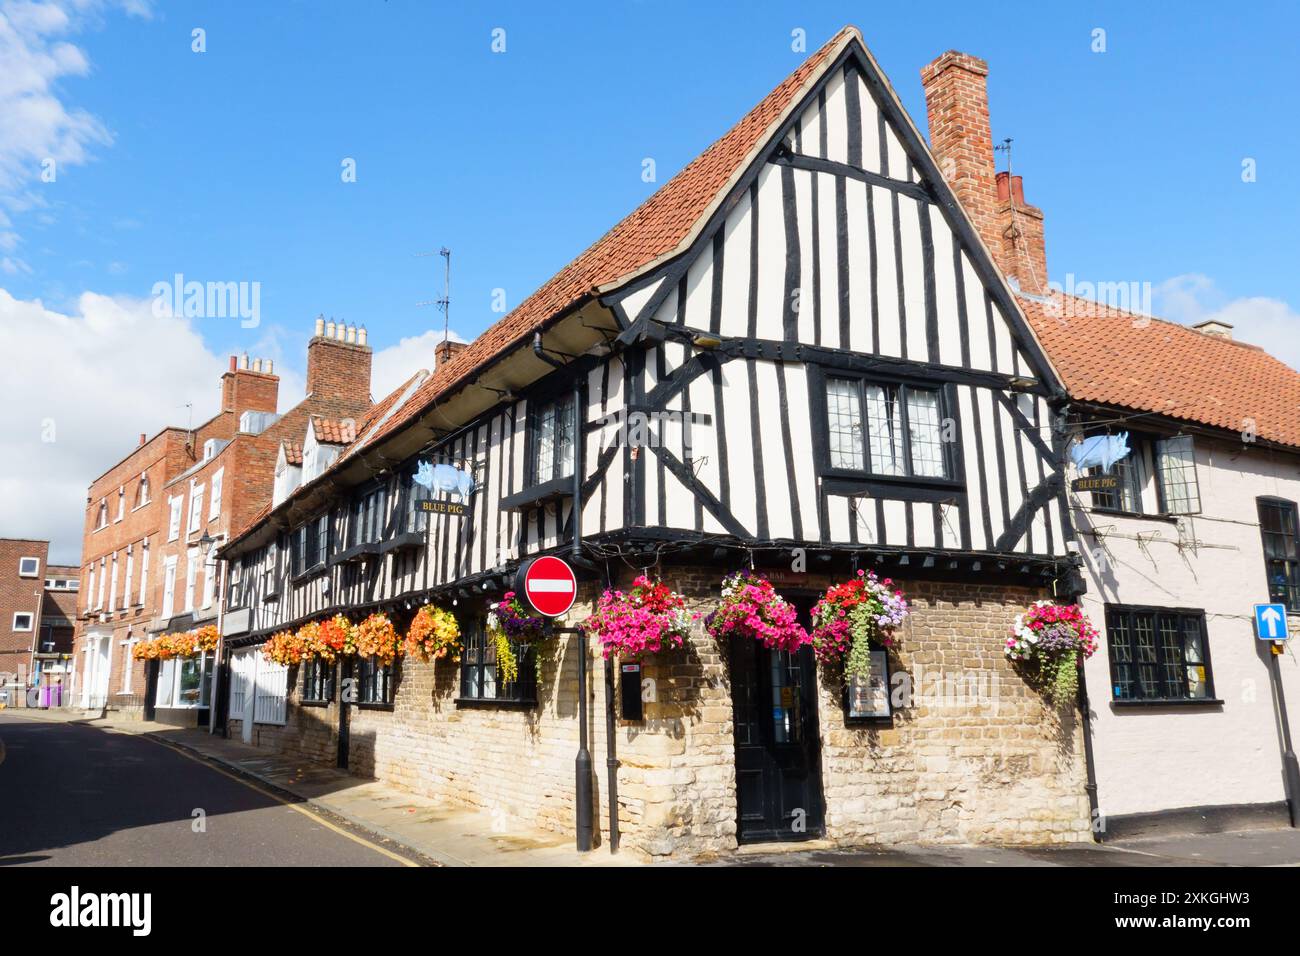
[1074,435,1300,818]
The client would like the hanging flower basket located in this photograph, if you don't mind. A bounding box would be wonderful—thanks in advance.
[487,592,547,685]
[133,626,219,661]
[354,612,403,666]
[263,629,308,666]
[1005,601,1099,707]
[405,604,462,663]
[810,570,910,679]
[311,615,356,662]
[583,575,695,660]
[191,624,220,654]
[705,570,808,652]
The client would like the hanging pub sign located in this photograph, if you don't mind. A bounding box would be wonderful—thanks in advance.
[1071,474,1120,493]
[413,459,476,517]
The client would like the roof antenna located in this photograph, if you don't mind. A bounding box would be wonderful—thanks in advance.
[415,246,452,347]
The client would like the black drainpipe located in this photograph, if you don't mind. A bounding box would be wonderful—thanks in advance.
[533,333,601,851]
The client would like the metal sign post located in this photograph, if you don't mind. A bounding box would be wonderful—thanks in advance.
[1255,604,1299,827]
[518,556,591,851]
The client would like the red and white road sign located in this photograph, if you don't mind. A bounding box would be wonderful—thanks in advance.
[519,556,577,617]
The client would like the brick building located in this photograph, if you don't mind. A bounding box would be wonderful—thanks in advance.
[34,565,79,701]
[72,320,376,721]
[0,542,79,707]
[1,539,51,690]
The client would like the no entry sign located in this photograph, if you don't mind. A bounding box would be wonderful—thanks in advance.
[516,556,577,617]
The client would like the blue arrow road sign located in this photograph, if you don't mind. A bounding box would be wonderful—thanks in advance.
[1254,604,1290,641]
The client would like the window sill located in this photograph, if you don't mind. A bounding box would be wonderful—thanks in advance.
[333,541,380,566]
[1087,508,1181,523]
[382,531,425,554]
[262,590,281,604]
[454,696,538,710]
[1111,698,1224,708]
[500,476,573,511]
[290,563,328,585]
[300,699,332,708]
[355,701,395,711]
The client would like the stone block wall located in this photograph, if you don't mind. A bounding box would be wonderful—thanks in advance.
[229,570,1090,860]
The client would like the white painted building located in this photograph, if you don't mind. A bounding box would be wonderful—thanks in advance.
[1025,298,1300,834]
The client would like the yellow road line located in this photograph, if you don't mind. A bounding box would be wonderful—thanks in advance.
[142,735,419,867]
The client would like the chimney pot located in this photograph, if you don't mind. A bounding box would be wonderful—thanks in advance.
[265,359,274,374]
[139,433,146,447]
[326,320,336,339]
[346,324,357,344]
[241,353,250,370]
[252,358,262,373]
[228,355,237,372]
[315,315,325,337]
[358,326,368,346]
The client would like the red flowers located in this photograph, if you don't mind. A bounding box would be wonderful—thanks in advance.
[583,576,694,660]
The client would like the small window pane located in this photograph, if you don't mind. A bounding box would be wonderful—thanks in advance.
[826,379,864,470]
[863,385,906,476]
[906,388,945,477]
[1156,436,1200,514]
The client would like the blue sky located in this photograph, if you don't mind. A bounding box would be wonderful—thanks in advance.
[2,0,1297,560]
[10,0,1299,351]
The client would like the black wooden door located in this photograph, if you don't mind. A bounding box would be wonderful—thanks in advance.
[337,659,350,769]
[731,639,824,843]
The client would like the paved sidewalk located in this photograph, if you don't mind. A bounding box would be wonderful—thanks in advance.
[9,707,1300,867]
[5,708,635,867]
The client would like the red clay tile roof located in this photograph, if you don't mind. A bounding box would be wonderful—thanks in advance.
[1021,292,1300,449]
[281,441,303,466]
[310,416,357,445]
[359,26,858,452]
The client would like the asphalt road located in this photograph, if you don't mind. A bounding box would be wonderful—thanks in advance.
[0,714,416,866]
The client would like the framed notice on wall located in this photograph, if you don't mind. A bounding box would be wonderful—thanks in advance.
[844,650,891,721]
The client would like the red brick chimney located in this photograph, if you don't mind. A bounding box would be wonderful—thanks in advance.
[221,353,280,418]
[921,51,1049,295]
[306,316,372,404]
[433,338,467,369]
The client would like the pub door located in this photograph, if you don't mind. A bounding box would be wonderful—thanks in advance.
[730,638,825,843]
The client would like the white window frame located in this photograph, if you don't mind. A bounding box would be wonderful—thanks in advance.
[161,556,178,619]
[168,496,183,542]
[155,652,212,709]
[85,564,96,612]
[12,612,33,631]
[116,486,125,522]
[209,468,224,520]
[188,483,205,534]
[201,549,217,610]
[108,552,118,613]
[138,538,150,606]
[184,548,197,613]
[95,499,108,530]
[96,557,106,610]
[18,556,39,577]
[135,473,150,510]
[123,548,134,611]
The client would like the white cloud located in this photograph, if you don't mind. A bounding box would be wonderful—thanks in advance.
[1154,274,1300,372]
[0,1,150,256]
[370,327,467,399]
[0,284,225,564]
